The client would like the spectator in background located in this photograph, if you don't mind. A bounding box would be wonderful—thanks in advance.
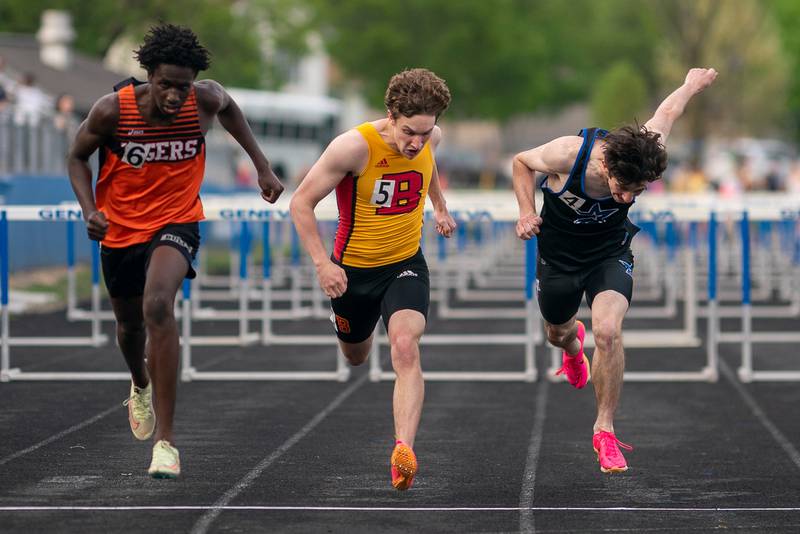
[53,93,79,153]
[786,160,800,194]
[671,158,709,193]
[13,73,50,126]
[0,55,15,96]
[764,161,784,192]
[735,155,764,191]
[53,94,77,132]
[234,156,255,188]
[0,56,15,127]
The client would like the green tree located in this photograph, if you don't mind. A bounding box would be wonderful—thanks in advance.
[0,1,314,89]
[655,0,789,146]
[591,61,648,129]
[309,0,662,119]
[767,0,800,139]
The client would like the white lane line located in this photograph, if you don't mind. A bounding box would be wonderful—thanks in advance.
[719,360,800,471]
[2,506,800,512]
[518,379,549,533]
[1,351,266,467]
[0,403,121,467]
[190,373,369,534]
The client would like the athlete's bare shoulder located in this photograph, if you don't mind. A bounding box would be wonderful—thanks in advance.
[557,135,584,164]
[193,79,226,114]
[325,127,370,175]
[525,135,583,176]
[85,92,119,137]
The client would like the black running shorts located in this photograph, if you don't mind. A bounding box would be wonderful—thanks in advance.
[535,249,634,325]
[100,222,200,299]
[331,249,430,344]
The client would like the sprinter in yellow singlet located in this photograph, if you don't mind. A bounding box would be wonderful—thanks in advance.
[290,68,455,491]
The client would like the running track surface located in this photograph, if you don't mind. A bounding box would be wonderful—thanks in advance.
[1,302,799,533]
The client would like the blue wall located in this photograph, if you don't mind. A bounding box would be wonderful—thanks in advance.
[1,175,91,272]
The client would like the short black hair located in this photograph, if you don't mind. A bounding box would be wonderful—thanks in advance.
[603,123,667,187]
[134,23,211,74]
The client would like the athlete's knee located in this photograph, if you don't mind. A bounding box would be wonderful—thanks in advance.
[342,345,370,366]
[390,332,420,370]
[117,320,145,341]
[143,292,174,326]
[592,320,622,354]
[545,324,574,348]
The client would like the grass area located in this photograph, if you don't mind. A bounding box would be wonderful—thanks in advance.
[8,243,296,305]
[202,244,293,275]
[10,265,94,306]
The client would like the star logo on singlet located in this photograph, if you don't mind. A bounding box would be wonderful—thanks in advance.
[573,203,619,224]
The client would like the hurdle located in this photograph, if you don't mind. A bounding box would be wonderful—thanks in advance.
[723,210,800,382]
[178,203,350,382]
[0,208,110,382]
[368,232,540,383]
[2,193,798,385]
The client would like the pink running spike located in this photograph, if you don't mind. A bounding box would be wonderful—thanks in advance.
[592,431,633,473]
[555,320,590,389]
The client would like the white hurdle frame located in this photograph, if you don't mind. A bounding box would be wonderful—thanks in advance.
[0,210,110,382]
[2,193,799,384]
[368,235,540,382]
[179,214,350,382]
[726,211,800,382]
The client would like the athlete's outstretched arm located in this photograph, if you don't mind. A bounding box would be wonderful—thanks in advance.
[289,130,368,298]
[67,94,116,241]
[427,127,456,238]
[197,80,284,203]
[511,136,577,240]
[644,67,717,144]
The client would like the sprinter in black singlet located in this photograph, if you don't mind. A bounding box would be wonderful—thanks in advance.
[512,67,717,474]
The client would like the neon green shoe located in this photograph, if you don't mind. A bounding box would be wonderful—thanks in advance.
[124,381,155,441]
[148,440,180,479]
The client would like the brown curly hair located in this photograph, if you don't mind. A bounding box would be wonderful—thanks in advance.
[603,124,667,187]
[385,68,451,120]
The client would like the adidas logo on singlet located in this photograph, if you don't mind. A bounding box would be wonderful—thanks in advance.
[376,158,390,168]
[397,270,418,279]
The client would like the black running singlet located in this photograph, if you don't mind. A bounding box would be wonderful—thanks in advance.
[537,128,640,272]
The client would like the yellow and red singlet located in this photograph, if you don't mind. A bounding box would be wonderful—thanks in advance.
[95,83,205,248]
[333,122,433,268]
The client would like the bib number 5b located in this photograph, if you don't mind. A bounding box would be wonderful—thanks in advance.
[370,171,423,215]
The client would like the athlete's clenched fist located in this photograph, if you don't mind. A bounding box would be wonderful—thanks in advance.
[516,213,542,240]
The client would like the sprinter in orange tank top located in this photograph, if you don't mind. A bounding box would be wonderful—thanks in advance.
[290,69,456,491]
[67,24,284,479]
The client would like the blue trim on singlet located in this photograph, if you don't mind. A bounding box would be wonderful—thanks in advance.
[578,128,602,192]
[540,129,594,196]
[579,128,618,202]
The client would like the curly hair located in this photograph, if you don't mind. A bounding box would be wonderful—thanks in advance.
[134,23,211,74]
[385,68,451,120]
[603,124,667,187]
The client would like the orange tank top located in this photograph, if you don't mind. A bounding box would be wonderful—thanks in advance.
[332,122,433,268]
[95,83,205,248]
